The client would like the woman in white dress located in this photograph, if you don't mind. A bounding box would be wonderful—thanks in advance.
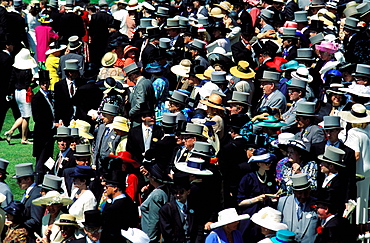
[339,103,370,224]
[32,191,73,243]
[68,165,97,229]
[25,4,41,59]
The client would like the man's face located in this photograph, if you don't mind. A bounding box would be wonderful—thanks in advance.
[75,156,90,166]
[183,135,196,150]
[189,49,197,58]
[47,203,63,216]
[282,39,292,48]
[1,0,9,6]
[16,176,32,190]
[168,101,181,113]
[228,104,242,115]
[324,129,340,143]
[175,189,190,204]
[70,138,78,151]
[57,138,71,152]
[355,76,369,86]
[293,189,310,203]
[319,161,330,174]
[66,70,80,80]
[104,185,116,199]
[296,116,310,128]
[167,29,178,38]
[6,44,13,52]
[316,204,329,219]
[193,0,199,8]
[60,225,75,239]
[213,29,221,39]
[288,89,301,101]
[101,113,114,125]
[84,226,102,241]
[40,81,50,92]
[260,81,274,95]
[141,114,155,126]
[183,35,192,44]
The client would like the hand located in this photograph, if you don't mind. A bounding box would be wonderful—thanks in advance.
[91,165,97,170]
[257,194,266,202]
[5,220,12,226]
[204,222,213,231]
[141,184,150,193]
[271,195,280,203]
[252,112,269,122]
[265,29,275,37]
[140,166,149,176]
[54,123,60,128]
[292,163,301,174]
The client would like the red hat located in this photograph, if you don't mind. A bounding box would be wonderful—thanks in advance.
[108,151,140,168]
[123,45,139,58]
[266,57,288,72]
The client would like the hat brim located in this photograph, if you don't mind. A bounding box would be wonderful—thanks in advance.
[291,72,313,82]
[108,154,140,168]
[68,42,82,50]
[200,100,225,110]
[292,182,311,191]
[295,57,315,61]
[167,97,187,106]
[171,65,190,77]
[79,131,94,139]
[227,100,252,106]
[73,153,92,157]
[294,111,318,117]
[278,143,308,154]
[111,124,130,132]
[13,59,37,70]
[326,90,346,95]
[343,25,360,31]
[210,214,250,229]
[45,45,67,55]
[38,184,64,193]
[175,162,213,175]
[254,121,287,127]
[32,197,73,206]
[251,216,288,231]
[190,150,215,158]
[54,134,73,138]
[338,110,370,123]
[317,154,346,167]
[55,222,79,226]
[12,172,37,179]
[230,66,256,79]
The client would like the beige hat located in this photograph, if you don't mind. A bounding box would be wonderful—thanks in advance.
[71,120,94,139]
[55,214,79,226]
[214,2,231,12]
[101,52,118,67]
[210,208,250,229]
[209,7,225,18]
[338,103,370,123]
[251,207,288,232]
[32,191,73,206]
[111,116,130,132]
[200,94,225,110]
[13,48,37,70]
[171,59,192,77]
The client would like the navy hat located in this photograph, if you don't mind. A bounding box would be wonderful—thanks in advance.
[70,165,94,178]
[4,201,24,217]
[145,62,165,73]
[145,164,173,184]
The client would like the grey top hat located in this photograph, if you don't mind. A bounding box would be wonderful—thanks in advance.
[65,0,74,8]
[178,17,189,27]
[181,123,204,137]
[159,38,171,49]
[165,18,181,29]
[291,173,311,191]
[123,62,140,76]
[54,127,72,138]
[39,174,63,192]
[309,33,325,45]
[48,0,58,8]
[282,28,298,38]
[189,39,206,51]
[0,159,9,174]
[344,17,360,31]
[288,77,307,90]
[318,146,346,167]
[155,7,170,17]
[13,0,22,8]
[67,36,82,50]
[162,113,177,127]
[357,2,370,18]
[198,17,209,27]
[259,71,281,82]
[64,59,80,71]
[227,91,251,106]
[190,141,215,157]
[323,116,343,130]
[139,18,154,29]
[211,89,226,97]
[70,128,80,138]
[353,64,370,78]
[310,0,325,7]
[13,163,36,179]
[294,11,308,22]
[211,71,228,84]
[74,144,92,157]
[344,6,359,18]
[296,48,314,61]
[168,90,188,105]
[260,9,274,21]
[101,103,119,116]
[295,101,317,116]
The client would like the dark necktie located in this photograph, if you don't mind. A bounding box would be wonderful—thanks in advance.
[70,82,74,97]
[297,202,303,220]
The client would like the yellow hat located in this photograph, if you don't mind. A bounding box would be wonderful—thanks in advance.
[111,116,130,132]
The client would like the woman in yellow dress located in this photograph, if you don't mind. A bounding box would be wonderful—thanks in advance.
[45,42,66,91]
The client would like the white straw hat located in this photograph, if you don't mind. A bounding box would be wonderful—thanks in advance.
[13,48,37,70]
[251,207,288,232]
[210,208,250,229]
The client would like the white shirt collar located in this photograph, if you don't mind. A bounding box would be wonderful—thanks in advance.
[322,214,335,226]
[322,173,337,188]
[25,182,36,196]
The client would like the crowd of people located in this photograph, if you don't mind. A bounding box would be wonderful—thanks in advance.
[1,0,370,241]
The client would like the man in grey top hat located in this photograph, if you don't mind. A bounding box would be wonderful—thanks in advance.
[53,127,76,177]
[0,158,12,207]
[57,36,84,80]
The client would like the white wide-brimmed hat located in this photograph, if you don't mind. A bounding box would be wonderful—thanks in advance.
[251,207,288,232]
[175,158,213,175]
[32,191,73,206]
[171,59,192,77]
[291,67,313,83]
[339,84,370,98]
[13,48,37,70]
[210,208,250,229]
[271,133,295,148]
[338,103,370,123]
[121,228,150,243]
[45,43,67,55]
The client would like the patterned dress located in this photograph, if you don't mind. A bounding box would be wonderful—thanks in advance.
[152,76,169,124]
[3,225,28,243]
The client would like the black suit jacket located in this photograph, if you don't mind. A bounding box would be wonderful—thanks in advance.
[0,52,13,97]
[23,186,44,236]
[339,142,357,202]
[159,199,200,243]
[101,196,139,243]
[145,135,177,173]
[285,45,298,61]
[58,12,85,42]
[126,125,164,164]
[89,11,113,41]
[238,9,253,32]
[314,215,356,243]
[0,6,7,35]
[6,11,28,50]
[141,43,158,70]
[231,41,256,68]
[283,1,299,21]
[53,149,76,177]
[31,91,54,158]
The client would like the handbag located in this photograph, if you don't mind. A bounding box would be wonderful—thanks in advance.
[26,87,34,103]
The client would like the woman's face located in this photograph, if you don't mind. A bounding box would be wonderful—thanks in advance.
[287,146,300,162]
[257,162,271,171]
[47,203,63,216]
[331,94,343,107]
[319,51,332,61]
[73,178,86,188]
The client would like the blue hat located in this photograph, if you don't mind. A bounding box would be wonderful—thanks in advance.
[248,148,277,163]
[70,165,94,178]
[145,62,165,73]
[271,230,296,243]
[4,201,24,217]
[280,60,305,71]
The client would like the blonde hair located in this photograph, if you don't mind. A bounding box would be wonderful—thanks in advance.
[352,123,368,129]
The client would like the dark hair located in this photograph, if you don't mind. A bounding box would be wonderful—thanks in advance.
[327,92,346,107]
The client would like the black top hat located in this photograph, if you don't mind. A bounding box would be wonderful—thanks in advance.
[140,103,155,116]
[4,201,25,217]
[184,25,198,37]
[229,114,250,130]
[83,210,103,227]
[308,20,324,32]
[147,27,160,40]
[38,70,50,82]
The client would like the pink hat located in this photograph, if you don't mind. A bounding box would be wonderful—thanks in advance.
[246,0,259,6]
[315,41,339,53]
[284,21,298,28]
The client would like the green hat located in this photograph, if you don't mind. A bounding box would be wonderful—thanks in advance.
[254,116,287,127]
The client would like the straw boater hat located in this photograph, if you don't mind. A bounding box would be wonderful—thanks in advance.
[13,48,37,70]
[230,61,256,80]
[101,52,118,67]
[209,7,225,18]
[111,116,130,132]
[67,36,82,50]
[121,228,150,243]
[338,104,370,123]
[45,42,67,55]
[291,173,311,191]
[55,214,79,226]
[175,157,213,175]
[32,191,73,206]
[318,146,346,167]
[210,208,250,229]
[200,94,225,110]
[251,207,288,232]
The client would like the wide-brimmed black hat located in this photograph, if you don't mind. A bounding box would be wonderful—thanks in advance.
[145,163,173,184]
